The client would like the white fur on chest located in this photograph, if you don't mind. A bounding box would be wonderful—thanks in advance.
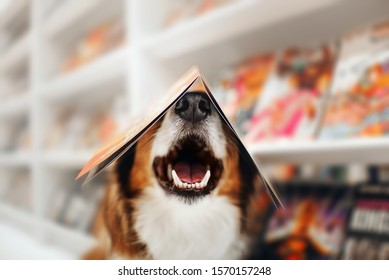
[133,186,247,259]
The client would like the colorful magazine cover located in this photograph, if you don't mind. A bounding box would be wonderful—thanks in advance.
[211,53,276,135]
[320,20,389,139]
[245,45,336,143]
[261,184,350,260]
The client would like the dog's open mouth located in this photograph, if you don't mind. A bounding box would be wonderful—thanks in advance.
[153,134,223,197]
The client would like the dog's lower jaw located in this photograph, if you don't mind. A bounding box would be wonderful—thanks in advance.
[132,186,249,259]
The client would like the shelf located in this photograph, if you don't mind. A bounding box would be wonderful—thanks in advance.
[0,222,76,259]
[0,197,94,260]
[249,138,389,165]
[0,0,28,28]
[42,48,127,102]
[0,32,29,71]
[45,0,106,36]
[0,205,82,259]
[42,219,97,258]
[0,94,30,118]
[0,202,35,230]
[0,151,31,167]
[139,0,341,60]
[43,150,94,169]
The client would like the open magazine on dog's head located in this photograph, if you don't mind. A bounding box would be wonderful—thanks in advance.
[76,67,283,210]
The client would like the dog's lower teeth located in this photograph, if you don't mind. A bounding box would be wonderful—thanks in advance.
[171,169,211,190]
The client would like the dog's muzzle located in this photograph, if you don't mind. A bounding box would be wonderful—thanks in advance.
[152,92,223,200]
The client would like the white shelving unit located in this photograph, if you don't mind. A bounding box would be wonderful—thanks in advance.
[42,150,95,169]
[0,93,30,117]
[1,0,389,259]
[249,138,389,165]
[45,0,108,36]
[0,32,30,72]
[42,47,127,102]
[139,0,341,60]
[0,202,35,230]
[0,152,31,167]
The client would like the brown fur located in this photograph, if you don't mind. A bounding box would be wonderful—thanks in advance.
[217,130,242,201]
[85,122,161,259]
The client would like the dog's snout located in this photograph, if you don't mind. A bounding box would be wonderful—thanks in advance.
[175,92,211,123]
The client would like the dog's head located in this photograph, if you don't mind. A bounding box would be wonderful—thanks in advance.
[116,91,256,204]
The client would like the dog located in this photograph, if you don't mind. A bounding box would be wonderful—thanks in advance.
[84,91,268,259]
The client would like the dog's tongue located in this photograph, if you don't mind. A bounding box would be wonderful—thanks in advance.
[174,161,207,183]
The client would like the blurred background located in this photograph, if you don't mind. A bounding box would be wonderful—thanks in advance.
[0,0,389,259]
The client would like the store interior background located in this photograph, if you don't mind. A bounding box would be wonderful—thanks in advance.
[1,0,389,259]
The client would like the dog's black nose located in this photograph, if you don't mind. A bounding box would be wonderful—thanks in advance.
[175,92,211,123]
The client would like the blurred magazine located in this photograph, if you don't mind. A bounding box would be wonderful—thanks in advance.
[245,45,336,144]
[260,183,350,260]
[211,53,276,135]
[4,170,32,211]
[162,0,237,29]
[343,237,389,260]
[342,183,389,259]
[320,19,389,139]
[52,181,105,232]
